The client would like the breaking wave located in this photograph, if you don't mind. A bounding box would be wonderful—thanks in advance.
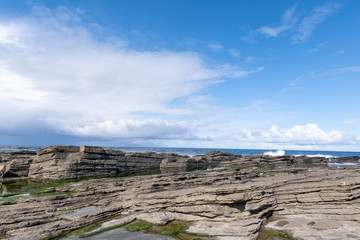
[264,150,285,156]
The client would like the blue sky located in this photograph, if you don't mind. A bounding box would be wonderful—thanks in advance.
[0,0,359,151]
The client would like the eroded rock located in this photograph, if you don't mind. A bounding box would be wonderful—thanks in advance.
[0,151,36,178]
[1,146,360,240]
[0,166,359,240]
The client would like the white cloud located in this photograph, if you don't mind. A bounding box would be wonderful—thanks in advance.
[293,2,341,42]
[344,119,360,125]
[208,43,224,52]
[258,26,288,38]
[244,57,255,63]
[258,3,341,43]
[0,6,261,140]
[258,3,298,37]
[228,49,240,58]
[305,42,327,55]
[332,50,345,56]
[0,23,28,48]
[264,124,345,145]
[234,124,359,147]
[48,119,201,139]
[331,66,360,73]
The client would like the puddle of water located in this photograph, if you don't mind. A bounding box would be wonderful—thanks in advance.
[327,163,360,167]
[61,219,208,240]
[62,228,175,240]
[190,167,226,173]
[0,178,75,201]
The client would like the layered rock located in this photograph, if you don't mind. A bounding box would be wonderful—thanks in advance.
[330,155,360,163]
[1,146,360,239]
[203,151,237,167]
[0,151,36,178]
[265,171,360,240]
[28,146,208,179]
[1,146,337,180]
[1,166,360,240]
[220,154,327,170]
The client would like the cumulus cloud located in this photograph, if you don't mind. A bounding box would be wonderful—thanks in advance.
[0,5,260,140]
[234,124,359,147]
[264,124,346,145]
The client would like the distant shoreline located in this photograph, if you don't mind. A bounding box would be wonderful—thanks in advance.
[1,145,360,157]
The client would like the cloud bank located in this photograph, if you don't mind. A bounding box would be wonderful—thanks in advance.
[1,4,358,150]
[234,124,360,148]
[0,5,259,141]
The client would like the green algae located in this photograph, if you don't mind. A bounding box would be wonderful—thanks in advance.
[0,178,77,201]
[257,228,297,240]
[40,230,72,240]
[126,221,153,232]
[143,220,209,240]
[75,222,102,236]
[160,226,182,235]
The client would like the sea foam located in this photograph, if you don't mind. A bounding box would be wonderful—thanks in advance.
[264,150,285,156]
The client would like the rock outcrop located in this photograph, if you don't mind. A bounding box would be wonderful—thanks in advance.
[0,145,337,180]
[27,146,229,179]
[1,166,360,240]
[2,146,211,179]
[1,146,360,240]
[331,155,360,163]
[220,154,327,170]
[0,151,36,178]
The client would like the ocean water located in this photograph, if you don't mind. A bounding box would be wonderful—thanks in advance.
[1,145,359,158]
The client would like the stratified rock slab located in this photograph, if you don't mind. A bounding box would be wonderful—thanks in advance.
[1,146,360,240]
[1,167,360,240]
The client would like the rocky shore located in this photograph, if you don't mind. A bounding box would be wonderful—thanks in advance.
[1,146,360,240]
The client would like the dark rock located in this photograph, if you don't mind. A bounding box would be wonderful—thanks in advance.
[332,156,360,163]
[205,151,238,166]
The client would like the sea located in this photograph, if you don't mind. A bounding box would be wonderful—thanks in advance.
[1,145,360,158]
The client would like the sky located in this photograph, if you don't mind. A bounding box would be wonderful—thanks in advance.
[0,0,359,151]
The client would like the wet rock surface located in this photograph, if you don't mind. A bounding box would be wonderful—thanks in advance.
[0,146,360,240]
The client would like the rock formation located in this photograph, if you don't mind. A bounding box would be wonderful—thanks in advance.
[0,145,337,180]
[0,146,360,240]
[0,151,36,178]
[1,146,213,179]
